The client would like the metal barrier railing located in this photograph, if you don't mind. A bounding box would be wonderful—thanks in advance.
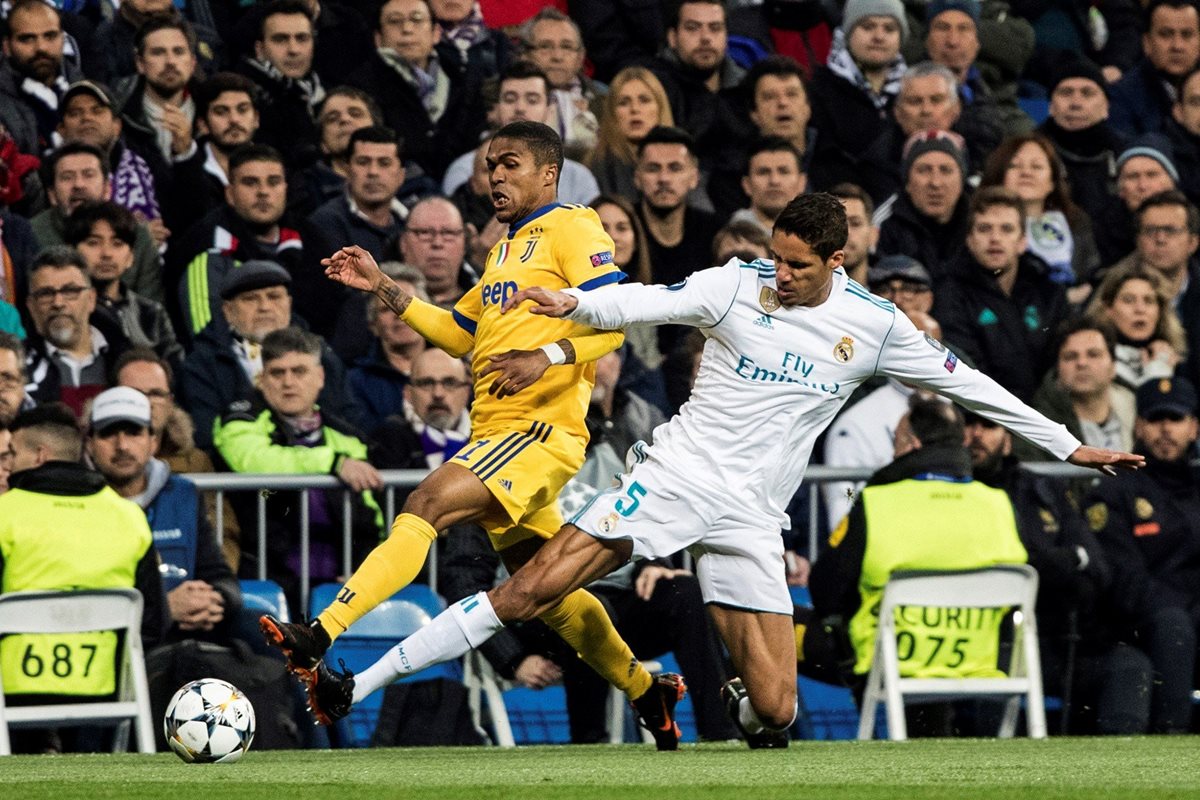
[187,462,1099,617]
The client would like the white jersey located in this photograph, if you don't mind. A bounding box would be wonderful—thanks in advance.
[564,258,1081,529]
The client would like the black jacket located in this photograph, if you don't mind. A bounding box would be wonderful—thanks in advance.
[179,318,365,452]
[1038,117,1127,225]
[1108,59,1176,138]
[932,251,1068,401]
[23,312,131,413]
[977,456,1114,652]
[0,462,168,649]
[806,65,895,195]
[875,191,971,279]
[1084,454,1200,634]
[345,44,485,181]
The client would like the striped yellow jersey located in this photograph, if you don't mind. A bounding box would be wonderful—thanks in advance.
[452,203,625,440]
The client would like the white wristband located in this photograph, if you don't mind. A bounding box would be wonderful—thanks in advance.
[540,342,567,365]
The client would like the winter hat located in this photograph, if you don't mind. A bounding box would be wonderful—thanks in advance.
[901,129,967,180]
[1116,133,1181,185]
[1047,57,1107,96]
[925,0,980,26]
[841,0,909,42]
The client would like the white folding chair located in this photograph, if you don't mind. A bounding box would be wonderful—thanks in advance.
[606,659,661,744]
[0,589,155,755]
[857,565,1047,742]
[463,650,516,747]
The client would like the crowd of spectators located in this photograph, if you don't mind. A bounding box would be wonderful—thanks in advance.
[5,0,1200,746]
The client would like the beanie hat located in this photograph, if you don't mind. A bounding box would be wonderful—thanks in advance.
[1116,133,1181,185]
[1048,57,1107,96]
[925,0,980,25]
[902,129,967,180]
[841,0,909,42]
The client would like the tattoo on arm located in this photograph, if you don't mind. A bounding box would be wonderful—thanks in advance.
[559,339,576,365]
[376,279,412,316]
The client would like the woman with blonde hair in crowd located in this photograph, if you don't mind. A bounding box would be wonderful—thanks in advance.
[589,194,667,412]
[588,67,675,200]
[980,132,1100,297]
[1086,264,1188,390]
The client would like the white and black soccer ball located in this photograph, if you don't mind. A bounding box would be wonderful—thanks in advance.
[164,678,256,763]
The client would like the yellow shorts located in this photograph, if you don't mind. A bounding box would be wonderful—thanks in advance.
[450,421,586,551]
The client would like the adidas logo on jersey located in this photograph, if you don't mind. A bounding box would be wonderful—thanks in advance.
[753,314,774,329]
[498,478,513,492]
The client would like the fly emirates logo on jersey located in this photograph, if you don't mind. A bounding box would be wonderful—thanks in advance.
[733,349,842,395]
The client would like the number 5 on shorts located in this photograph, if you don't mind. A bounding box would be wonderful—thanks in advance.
[615,481,647,517]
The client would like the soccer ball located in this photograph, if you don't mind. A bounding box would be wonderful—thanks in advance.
[164,678,256,763]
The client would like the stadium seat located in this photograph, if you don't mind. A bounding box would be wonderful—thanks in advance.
[237,579,291,657]
[0,589,155,755]
[856,565,1047,741]
[308,583,461,747]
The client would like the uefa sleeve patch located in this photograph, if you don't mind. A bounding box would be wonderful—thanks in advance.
[589,251,614,267]
[944,351,958,373]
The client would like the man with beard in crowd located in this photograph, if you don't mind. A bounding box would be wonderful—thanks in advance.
[0,0,81,153]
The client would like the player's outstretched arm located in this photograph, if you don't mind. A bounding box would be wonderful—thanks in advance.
[1066,446,1146,476]
[324,245,395,298]
[501,286,578,317]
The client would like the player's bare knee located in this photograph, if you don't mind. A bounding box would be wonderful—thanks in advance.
[753,684,797,729]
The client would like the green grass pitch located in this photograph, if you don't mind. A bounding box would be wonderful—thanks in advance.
[6,738,1200,800]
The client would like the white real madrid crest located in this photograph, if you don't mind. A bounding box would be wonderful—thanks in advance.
[759,286,781,313]
[598,513,619,534]
[833,336,855,363]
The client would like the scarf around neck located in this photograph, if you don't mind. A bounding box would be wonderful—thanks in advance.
[825,28,905,111]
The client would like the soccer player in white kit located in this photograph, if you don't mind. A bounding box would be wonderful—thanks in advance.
[329,193,1143,745]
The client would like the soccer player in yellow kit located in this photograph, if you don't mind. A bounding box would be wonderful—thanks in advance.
[260,121,685,748]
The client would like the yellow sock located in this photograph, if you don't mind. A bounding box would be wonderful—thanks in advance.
[539,588,653,700]
[794,622,807,663]
[316,513,437,640]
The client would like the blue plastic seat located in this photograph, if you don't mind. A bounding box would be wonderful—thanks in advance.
[237,579,290,657]
[309,583,461,747]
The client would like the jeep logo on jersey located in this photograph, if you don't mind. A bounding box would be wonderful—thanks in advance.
[482,280,519,307]
[759,287,780,312]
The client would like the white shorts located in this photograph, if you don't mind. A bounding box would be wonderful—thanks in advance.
[571,448,792,615]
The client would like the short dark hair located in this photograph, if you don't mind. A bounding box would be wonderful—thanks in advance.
[1137,189,1200,235]
[43,142,110,187]
[0,332,25,375]
[3,0,59,38]
[262,327,322,364]
[500,60,551,97]
[908,396,964,449]
[1054,316,1117,361]
[113,346,175,388]
[30,245,91,280]
[968,186,1026,229]
[347,125,404,160]
[668,0,725,29]
[64,201,138,248]
[9,402,83,462]
[772,193,848,261]
[828,182,875,219]
[228,143,285,177]
[712,219,770,260]
[747,136,804,174]
[1147,0,1200,25]
[196,72,258,119]
[375,0,432,31]
[493,120,564,177]
[741,54,806,109]
[318,86,383,127]
[135,16,197,55]
[257,0,313,40]
[636,125,698,160]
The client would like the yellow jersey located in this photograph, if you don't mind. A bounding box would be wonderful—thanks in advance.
[451,203,626,440]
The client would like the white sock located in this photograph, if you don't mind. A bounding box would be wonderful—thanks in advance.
[350,592,503,704]
[737,697,798,734]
